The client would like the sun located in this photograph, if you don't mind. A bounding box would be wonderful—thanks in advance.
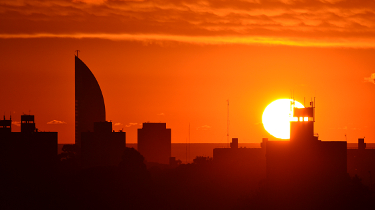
[262,99,304,139]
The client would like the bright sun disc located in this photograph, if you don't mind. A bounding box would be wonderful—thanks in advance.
[262,99,304,139]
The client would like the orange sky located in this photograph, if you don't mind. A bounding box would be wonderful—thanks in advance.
[1,0,375,144]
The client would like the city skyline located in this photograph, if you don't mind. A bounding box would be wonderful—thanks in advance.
[1,1,375,209]
[1,0,375,144]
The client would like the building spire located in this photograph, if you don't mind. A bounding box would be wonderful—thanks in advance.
[75,50,80,58]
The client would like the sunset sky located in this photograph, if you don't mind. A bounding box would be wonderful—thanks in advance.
[1,0,375,144]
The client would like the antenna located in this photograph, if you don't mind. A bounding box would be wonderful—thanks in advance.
[189,123,190,163]
[186,138,188,164]
[290,97,295,116]
[313,97,316,122]
[290,90,294,100]
[314,97,316,108]
[292,90,294,101]
[227,100,230,148]
[75,50,80,57]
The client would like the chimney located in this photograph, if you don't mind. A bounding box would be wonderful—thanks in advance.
[230,138,238,149]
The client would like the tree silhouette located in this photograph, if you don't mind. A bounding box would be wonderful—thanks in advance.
[58,144,79,173]
[118,147,150,185]
[193,156,212,165]
[119,147,146,169]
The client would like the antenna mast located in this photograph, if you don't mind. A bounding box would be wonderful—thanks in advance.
[189,123,190,163]
[227,100,229,148]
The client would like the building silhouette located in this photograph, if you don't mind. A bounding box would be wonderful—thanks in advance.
[213,138,267,183]
[0,115,11,133]
[138,123,171,164]
[75,56,106,148]
[266,101,347,201]
[0,115,57,175]
[81,121,125,168]
[347,138,375,187]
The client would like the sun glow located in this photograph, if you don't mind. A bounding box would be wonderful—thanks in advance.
[262,99,304,139]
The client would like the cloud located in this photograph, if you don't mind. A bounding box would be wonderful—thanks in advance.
[113,122,138,127]
[197,125,211,130]
[1,33,374,48]
[157,113,165,116]
[73,0,106,4]
[337,126,348,130]
[364,73,375,84]
[12,121,20,127]
[47,120,67,125]
[125,122,138,127]
[1,0,375,47]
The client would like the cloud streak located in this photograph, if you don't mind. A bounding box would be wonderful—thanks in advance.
[1,32,374,47]
[47,120,67,124]
[125,122,138,127]
[364,73,375,84]
[1,0,375,47]
[12,121,21,127]
[197,125,211,130]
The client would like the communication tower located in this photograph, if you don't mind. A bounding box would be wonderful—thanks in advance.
[227,100,229,148]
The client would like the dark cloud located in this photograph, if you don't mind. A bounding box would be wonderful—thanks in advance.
[1,0,375,46]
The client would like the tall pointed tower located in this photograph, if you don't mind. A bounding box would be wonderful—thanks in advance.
[75,56,106,148]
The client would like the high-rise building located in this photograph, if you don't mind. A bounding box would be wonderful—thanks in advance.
[138,123,171,164]
[75,56,106,148]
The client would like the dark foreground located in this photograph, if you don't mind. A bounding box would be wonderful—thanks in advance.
[1,147,374,210]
